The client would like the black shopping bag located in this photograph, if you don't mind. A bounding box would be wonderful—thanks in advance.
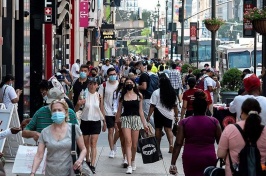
[138,136,160,164]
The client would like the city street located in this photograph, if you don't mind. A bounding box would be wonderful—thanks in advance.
[5,131,185,176]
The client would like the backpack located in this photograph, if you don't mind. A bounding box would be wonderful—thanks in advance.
[145,73,159,97]
[195,75,208,90]
[229,124,264,176]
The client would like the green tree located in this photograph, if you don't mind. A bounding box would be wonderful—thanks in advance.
[127,28,151,55]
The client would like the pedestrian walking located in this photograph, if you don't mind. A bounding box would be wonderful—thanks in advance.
[30,99,86,176]
[98,68,119,158]
[147,75,178,154]
[169,90,222,176]
[218,98,266,176]
[75,77,106,174]
[115,78,148,174]
[70,59,80,79]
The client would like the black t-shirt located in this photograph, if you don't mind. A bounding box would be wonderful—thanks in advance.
[73,78,89,106]
[139,72,150,99]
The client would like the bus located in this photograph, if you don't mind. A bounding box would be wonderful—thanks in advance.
[186,38,223,69]
[217,43,262,77]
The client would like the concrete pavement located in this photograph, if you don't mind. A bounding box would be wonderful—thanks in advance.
[4,132,185,175]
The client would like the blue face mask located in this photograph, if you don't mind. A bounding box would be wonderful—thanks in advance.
[109,75,117,81]
[80,72,87,79]
[51,112,66,124]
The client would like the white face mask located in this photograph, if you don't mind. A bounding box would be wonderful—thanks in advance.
[136,69,141,74]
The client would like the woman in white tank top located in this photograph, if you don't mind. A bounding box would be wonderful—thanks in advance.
[75,77,106,174]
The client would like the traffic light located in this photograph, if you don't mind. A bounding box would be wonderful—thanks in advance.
[179,7,183,22]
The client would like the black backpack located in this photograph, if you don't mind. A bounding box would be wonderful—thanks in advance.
[229,124,265,176]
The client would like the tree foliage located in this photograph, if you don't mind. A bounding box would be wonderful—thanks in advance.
[221,68,242,91]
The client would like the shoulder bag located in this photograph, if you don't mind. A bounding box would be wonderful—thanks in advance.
[71,124,92,176]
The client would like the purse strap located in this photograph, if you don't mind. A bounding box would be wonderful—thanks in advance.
[71,124,77,164]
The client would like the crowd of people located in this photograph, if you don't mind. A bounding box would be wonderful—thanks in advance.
[0,55,266,176]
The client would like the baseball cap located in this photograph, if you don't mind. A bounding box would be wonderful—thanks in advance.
[46,87,65,104]
[206,68,215,73]
[243,74,261,92]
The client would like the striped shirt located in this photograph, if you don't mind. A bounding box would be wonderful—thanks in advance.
[25,106,78,133]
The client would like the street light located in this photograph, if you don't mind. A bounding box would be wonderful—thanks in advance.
[156,0,160,58]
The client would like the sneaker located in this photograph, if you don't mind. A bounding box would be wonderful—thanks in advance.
[132,161,136,171]
[126,166,133,174]
[90,166,96,174]
[109,150,115,158]
[122,158,128,168]
[114,144,117,153]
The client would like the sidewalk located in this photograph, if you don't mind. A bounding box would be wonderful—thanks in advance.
[5,146,185,176]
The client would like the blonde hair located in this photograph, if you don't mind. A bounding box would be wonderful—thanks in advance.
[50,99,70,121]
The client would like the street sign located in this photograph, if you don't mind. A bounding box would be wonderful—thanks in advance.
[243,0,255,37]
[44,0,56,24]
[101,31,116,40]
[190,22,197,44]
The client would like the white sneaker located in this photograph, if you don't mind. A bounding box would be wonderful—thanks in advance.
[113,144,117,154]
[132,161,136,171]
[126,166,132,174]
[109,150,115,158]
[122,158,128,168]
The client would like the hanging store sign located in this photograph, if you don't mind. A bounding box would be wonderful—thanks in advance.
[80,0,89,27]
[190,22,197,44]
[243,0,255,37]
[101,31,116,40]
[44,0,56,24]
[172,31,177,44]
[88,0,98,27]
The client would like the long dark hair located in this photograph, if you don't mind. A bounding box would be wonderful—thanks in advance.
[119,78,141,102]
[115,76,126,98]
[159,76,177,110]
[241,98,264,144]
[0,75,15,88]
[193,90,208,115]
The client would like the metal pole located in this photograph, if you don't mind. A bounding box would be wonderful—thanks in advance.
[262,0,266,96]
[157,8,159,58]
[211,0,216,68]
[181,0,185,61]
[165,0,168,46]
[170,0,174,60]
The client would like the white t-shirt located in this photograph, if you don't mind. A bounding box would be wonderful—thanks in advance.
[229,95,266,125]
[98,81,118,116]
[71,63,80,78]
[204,75,216,100]
[0,85,17,109]
[101,65,114,77]
[150,89,177,120]
[81,92,104,121]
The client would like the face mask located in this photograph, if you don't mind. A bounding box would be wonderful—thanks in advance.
[136,69,141,74]
[43,95,48,102]
[80,72,87,79]
[51,112,66,124]
[125,84,133,91]
[91,73,97,77]
[109,75,117,81]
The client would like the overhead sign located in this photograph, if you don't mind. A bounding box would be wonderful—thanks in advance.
[190,22,197,43]
[44,0,56,24]
[80,0,89,27]
[101,31,116,40]
[130,40,147,45]
[243,0,255,37]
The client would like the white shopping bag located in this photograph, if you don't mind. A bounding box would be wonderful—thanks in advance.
[12,145,47,175]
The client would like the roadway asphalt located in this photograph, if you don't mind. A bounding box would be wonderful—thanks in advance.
[4,131,185,176]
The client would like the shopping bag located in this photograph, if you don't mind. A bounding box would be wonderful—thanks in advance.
[138,136,160,164]
[172,121,178,137]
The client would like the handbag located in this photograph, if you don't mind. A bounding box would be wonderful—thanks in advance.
[172,121,178,137]
[71,124,92,176]
[138,135,160,164]
[204,158,225,176]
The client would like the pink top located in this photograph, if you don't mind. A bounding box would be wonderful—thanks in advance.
[218,120,266,176]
